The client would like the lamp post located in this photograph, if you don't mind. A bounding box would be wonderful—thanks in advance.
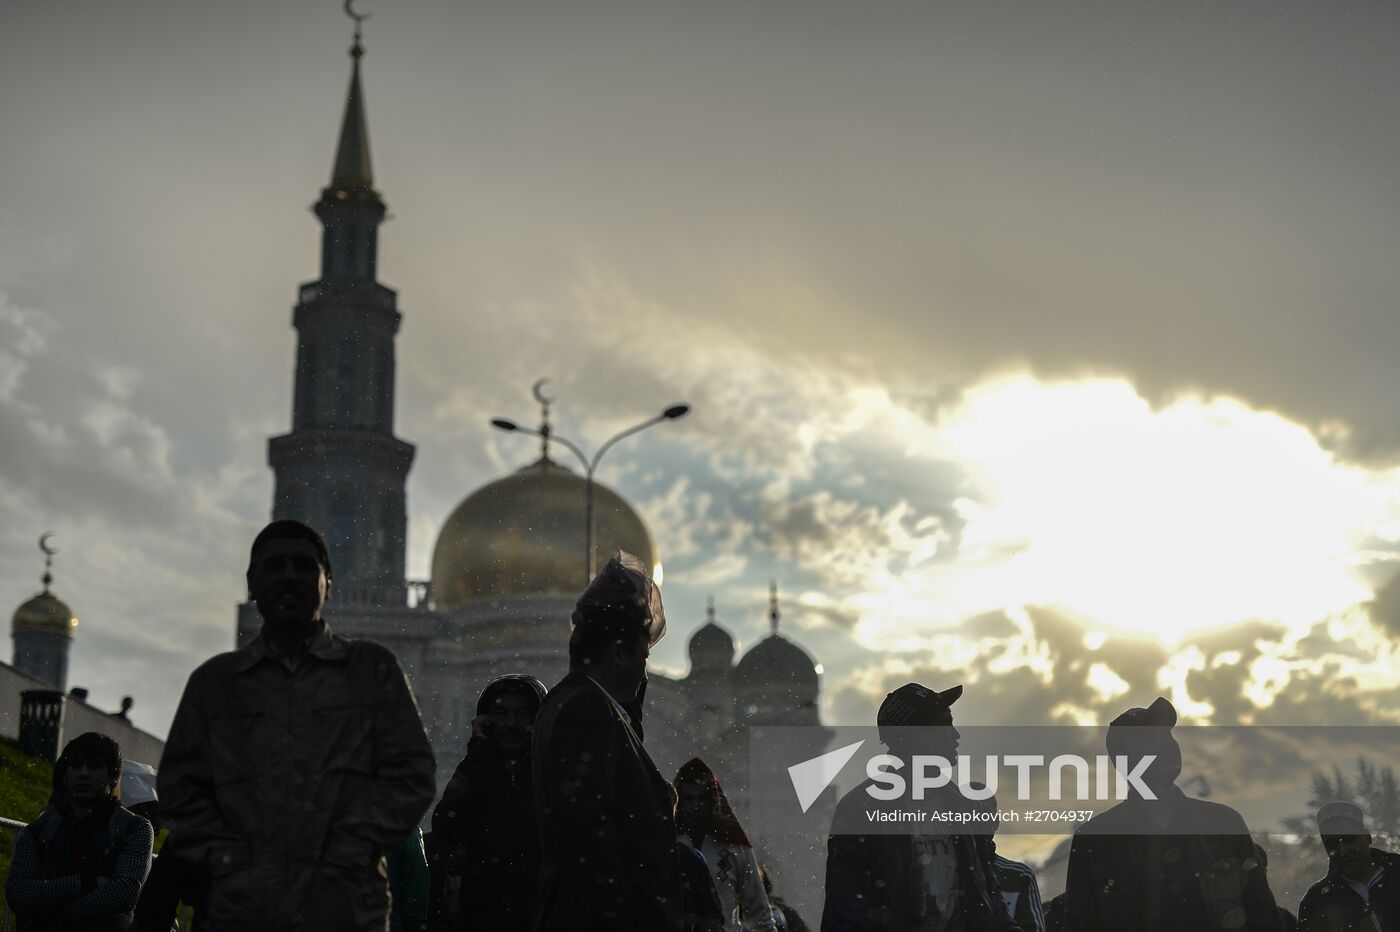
[491,402,690,581]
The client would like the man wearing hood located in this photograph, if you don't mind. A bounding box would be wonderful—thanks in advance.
[7,732,155,932]
[432,673,547,931]
[532,551,682,932]
[822,683,1019,932]
[1062,696,1283,932]
[158,520,436,932]
[675,758,776,932]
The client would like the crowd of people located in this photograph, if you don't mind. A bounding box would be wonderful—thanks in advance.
[4,519,1397,932]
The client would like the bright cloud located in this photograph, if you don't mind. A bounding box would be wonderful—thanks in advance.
[852,375,1400,648]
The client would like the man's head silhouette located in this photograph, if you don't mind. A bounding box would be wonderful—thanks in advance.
[878,682,962,760]
[1106,696,1182,795]
[1317,800,1373,880]
[247,520,332,633]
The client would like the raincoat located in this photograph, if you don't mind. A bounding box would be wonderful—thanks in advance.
[158,623,436,932]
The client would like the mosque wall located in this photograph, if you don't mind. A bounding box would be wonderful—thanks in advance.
[0,660,165,773]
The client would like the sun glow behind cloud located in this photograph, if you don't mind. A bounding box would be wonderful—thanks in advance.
[850,375,1400,648]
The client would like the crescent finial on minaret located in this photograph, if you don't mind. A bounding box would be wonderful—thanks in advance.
[343,0,370,58]
[532,379,556,461]
[38,533,56,593]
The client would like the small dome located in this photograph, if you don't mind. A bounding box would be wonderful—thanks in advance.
[431,456,656,611]
[688,621,736,669]
[11,592,77,638]
[736,633,818,689]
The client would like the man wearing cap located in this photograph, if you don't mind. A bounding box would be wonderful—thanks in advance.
[1063,696,1283,932]
[532,551,682,932]
[1298,801,1400,931]
[158,520,436,932]
[432,673,548,931]
[822,683,1019,932]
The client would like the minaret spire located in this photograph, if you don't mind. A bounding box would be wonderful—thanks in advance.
[769,580,780,636]
[332,1,374,189]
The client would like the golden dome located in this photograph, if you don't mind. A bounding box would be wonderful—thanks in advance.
[11,591,77,638]
[431,456,657,611]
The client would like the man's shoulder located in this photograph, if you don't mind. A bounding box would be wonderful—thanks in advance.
[1375,847,1400,873]
[187,647,252,682]
[1299,874,1343,907]
[109,805,155,842]
[994,854,1037,879]
[540,673,615,720]
[337,635,400,665]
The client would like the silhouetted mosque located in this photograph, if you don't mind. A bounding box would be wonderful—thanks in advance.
[219,22,832,913]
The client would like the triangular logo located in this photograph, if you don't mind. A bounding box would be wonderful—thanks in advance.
[787,739,865,813]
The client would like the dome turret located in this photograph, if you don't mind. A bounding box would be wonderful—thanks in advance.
[11,592,77,639]
[11,535,76,691]
[689,597,736,672]
[734,583,819,725]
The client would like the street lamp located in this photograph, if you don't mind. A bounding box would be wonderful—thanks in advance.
[490,402,690,581]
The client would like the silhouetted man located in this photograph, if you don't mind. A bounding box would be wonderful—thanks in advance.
[1298,801,1400,932]
[822,683,1019,931]
[159,519,436,932]
[1063,696,1283,932]
[532,551,682,932]
[432,674,547,931]
[7,732,155,932]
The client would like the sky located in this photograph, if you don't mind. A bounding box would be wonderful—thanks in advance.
[4,0,1400,758]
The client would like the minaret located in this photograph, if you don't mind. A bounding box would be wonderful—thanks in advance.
[265,17,415,607]
[10,535,77,691]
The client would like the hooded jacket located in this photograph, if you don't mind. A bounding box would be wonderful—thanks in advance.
[431,675,547,932]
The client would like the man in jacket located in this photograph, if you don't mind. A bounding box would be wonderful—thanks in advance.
[7,732,155,932]
[821,683,1019,932]
[1062,697,1282,932]
[1298,801,1400,931]
[532,551,682,932]
[157,520,436,932]
[432,674,547,931]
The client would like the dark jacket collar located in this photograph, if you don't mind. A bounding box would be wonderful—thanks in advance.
[1325,847,1397,884]
[232,620,347,672]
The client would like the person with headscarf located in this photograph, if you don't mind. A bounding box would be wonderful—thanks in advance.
[7,732,155,932]
[1298,801,1399,932]
[532,551,682,932]
[674,758,776,932]
[822,682,1019,932]
[1062,696,1283,932]
[431,674,547,931]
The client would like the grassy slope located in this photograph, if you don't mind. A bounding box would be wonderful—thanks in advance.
[0,736,55,918]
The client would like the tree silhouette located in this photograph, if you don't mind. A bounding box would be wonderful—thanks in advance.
[1265,756,1400,910]
[1280,757,1400,850]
